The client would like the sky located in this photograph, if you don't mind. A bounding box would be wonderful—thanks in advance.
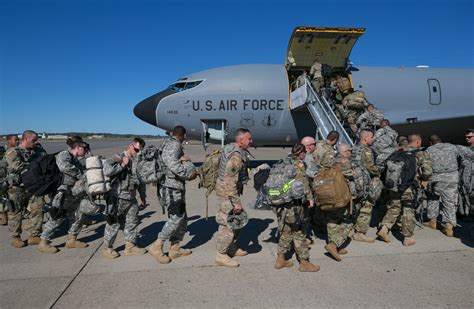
[1,0,473,135]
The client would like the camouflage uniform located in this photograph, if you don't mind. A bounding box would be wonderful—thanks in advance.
[342,91,366,133]
[215,143,249,254]
[351,143,380,234]
[41,150,87,241]
[275,156,313,259]
[426,143,460,225]
[372,126,398,169]
[356,108,384,131]
[310,61,323,94]
[326,157,353,246]
[5,146,45,239]
[380,148,432,237]
[158,137,191,242]
[102,152,146,248]
[457,145,474,216]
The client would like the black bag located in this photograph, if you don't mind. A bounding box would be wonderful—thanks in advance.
[21,153,62,196]
[383,150,417,193]
[253,169,270,191]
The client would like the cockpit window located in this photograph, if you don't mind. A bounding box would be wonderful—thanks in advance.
[167,80,203,92]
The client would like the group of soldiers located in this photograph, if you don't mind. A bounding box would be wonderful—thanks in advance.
[0,125,473,273]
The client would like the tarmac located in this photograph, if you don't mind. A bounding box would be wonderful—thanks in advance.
[1,140,473,308]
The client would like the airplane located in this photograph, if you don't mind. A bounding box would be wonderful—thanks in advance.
[134,26,474,147]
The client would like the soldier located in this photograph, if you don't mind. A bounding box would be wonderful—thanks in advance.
[351,129,380,243]
[309,59,324,94]
[342,88,366,134]
[6,134,19,149]
[457,129,474,217]
[372,119,398,170]
[376,135,432,246]
[274,143,319,272]
[324,143,354,261]
[38,136,90,253]
[356,104,384,132]
[0,146,7,225]
[4,130,45,248]
[425,134,460,237]
[214,128,252,268]
[301,136,317,178]
[101,138,148,258]
[149,126,197,264]
[295,70,308,89]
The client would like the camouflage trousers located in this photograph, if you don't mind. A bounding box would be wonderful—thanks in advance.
[427,181,458,225]
[215,195,241,254]
[103,199,139,248]
[7,187,43,238]
[276,205,309,259]
[353,198,373,234]
[41,194,84,241]
[380,189,416,237]
[325,207,352,247]
[158,188,187,242]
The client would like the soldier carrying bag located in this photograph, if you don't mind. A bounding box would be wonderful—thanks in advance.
[313,166,351,211]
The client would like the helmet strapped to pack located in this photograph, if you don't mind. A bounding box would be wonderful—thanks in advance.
[227,209,249,229]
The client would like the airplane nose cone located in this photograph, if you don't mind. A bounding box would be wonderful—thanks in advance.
[133,89,174,126]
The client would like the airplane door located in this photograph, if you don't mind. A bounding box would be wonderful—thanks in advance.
[428,79,441,105]
[201,119,227,149]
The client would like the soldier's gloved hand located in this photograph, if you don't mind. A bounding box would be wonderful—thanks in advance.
[187,170,198,181]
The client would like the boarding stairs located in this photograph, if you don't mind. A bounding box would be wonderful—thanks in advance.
[290,77,354,146]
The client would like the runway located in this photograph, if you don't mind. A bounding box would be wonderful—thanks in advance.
[0,141,473,308]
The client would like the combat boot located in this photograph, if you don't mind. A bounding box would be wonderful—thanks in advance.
[37,239,59,253]
[442,223,454,237]
[65,235,88,248]
[338,248,348,255]
[215,253,239,268]
[124,241,147,256]
[168,241,192,260]
[149,239,171,264]
[229,243,248,257]
[0,212,7,225]
[423,218,437,230]
[324,242,341,261]
[101,247,119,259]
[298,259,320,272]
[403,237,416,246]
[27,236,41,246]
[11,237,26,248]
[352,232,375,243]
[376,225,391,243]
[274,253,293,269]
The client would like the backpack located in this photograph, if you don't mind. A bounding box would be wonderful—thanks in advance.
[136,144,166,185]
[262,158,304,206]
[20,153,62,196]
[198,149,221,197]
[313,166,351,211]
[383,150,417,193]
[350,161,371,199]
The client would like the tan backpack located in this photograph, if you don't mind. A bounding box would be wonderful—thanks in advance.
[313,166,351,211]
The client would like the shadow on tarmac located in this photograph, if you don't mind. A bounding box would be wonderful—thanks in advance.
[236,218,274,254]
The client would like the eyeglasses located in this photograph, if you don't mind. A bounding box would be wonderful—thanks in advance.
[133,146,141,152]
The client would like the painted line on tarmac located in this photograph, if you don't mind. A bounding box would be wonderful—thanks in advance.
[48,241,103,309]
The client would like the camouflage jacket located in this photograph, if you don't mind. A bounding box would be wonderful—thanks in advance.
[407,147,432,182]
[356,109,384,128]
[426,143,460,182]
[304,151,318,178]
[104,152,146,201]
[457,145,474,193]
[342,91,365,111]
[4,146,45,187]
[215,145,248,205]
[162,137,189,191]
[55,150,84,187]
[352,143,380,178]
[292,156,314,202]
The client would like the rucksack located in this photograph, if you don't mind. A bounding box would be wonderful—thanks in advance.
[383,150,417,193]
[21,153,62,196]
[350,161,371,199]
[262,158,304,206]
[198,149,222,197]
[136,144,166,185]
[313,166,351,211]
